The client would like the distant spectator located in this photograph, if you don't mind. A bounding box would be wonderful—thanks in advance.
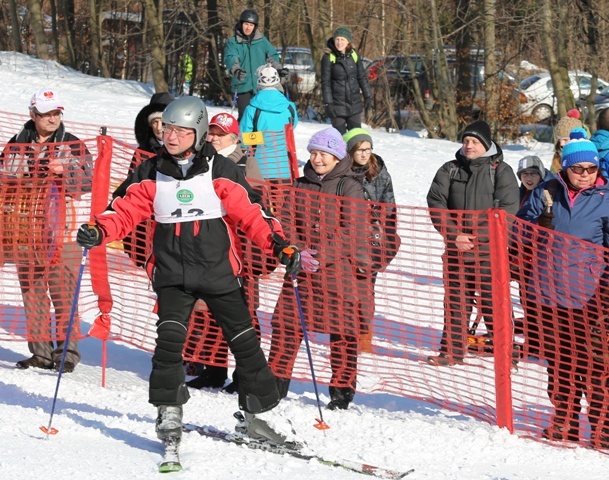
[112,92,175,267]
[550,109,582,173]
[343,127,399,352]
[516,155,551,207]
[512,155,552,356]
[426,120,519,366]
[516,127,609,448]
[1,87,92,373]
[591,108,609,178]
[240,65,298,134]
[178,52,193,95]
[224,9,287,121]
[321,26,372,134]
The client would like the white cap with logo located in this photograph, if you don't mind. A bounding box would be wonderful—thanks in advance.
[29,88,64,114]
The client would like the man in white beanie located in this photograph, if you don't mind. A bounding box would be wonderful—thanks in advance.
[1,87,92,373]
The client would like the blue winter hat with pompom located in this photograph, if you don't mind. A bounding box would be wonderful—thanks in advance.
[561,127,599,169]
[307,127,347,159]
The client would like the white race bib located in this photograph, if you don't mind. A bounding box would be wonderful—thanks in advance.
[154,160,225,223]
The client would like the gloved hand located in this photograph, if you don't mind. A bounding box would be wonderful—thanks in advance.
[233,69,247,81]
[364,97,372,111]
[301,249,319,273]
[272,233,302,275]
[76,224,103,248]
[538,211,555,229]
[278,68,290,78]
[324,104,335,119]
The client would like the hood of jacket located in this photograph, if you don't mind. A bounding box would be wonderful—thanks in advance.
[234,24,264,43]
[249,89,291,113]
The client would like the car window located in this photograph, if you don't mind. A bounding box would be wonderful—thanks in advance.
[520,75,542,90]
[579,77,592,90]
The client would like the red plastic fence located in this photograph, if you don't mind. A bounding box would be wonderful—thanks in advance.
[2,132,609,452]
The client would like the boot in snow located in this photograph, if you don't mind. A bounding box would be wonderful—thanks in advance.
[327,386,355,410]
[156,405,183,441]
[234,410,299,447]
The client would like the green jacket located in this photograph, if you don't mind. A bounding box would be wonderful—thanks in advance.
[224,26,281,94]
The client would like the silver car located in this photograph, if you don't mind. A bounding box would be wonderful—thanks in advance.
[279,47,316,94]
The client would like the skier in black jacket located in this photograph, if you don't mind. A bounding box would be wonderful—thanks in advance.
[76,96,302,449]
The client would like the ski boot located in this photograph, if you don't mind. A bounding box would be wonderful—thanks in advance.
[156,405,183,441]
[234,410,299,448]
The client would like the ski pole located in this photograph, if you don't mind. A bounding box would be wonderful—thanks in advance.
[230,90,238,116]
[290,272,330,430]
[40,247,89,438]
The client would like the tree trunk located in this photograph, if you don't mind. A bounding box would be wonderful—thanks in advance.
[577,0,600,129]
[28,0,50,60]
[143,0,168,92]
[58,0,76,67]
[8,0,23,52]
[482,0,499,136]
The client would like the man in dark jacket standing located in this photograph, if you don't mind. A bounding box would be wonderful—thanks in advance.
[426,120,519,366]
[321,26,372,134]
[223,9,286,121]
[2,87,92,373]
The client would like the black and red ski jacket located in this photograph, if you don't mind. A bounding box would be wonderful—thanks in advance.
[97,142,285,295]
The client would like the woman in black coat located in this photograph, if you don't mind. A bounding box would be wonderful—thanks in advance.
[321,26,371,135]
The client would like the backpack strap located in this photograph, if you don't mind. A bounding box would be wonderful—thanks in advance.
[252,108,262,132]
[449,160,497,188]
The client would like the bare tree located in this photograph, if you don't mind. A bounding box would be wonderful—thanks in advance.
[142,0,168,92]
[28,0,50,60]
[7,0,23,52]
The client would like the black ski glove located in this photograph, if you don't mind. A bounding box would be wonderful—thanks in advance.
[538,211,555,229]
[233,69,247,81]
[77,224,104,248]
[324,104,335,119]
[364,97,372,111]
[272,233,302,276]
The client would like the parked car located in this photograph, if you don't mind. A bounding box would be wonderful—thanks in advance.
[518,71,609,121]
[278,46,316,95]
[576,84,609,121]
[366,53,517,111]
[367,55,429,108]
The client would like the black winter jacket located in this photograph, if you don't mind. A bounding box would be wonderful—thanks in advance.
[96,142,285,294]
[321,38,371,118]
[426,143,519,258]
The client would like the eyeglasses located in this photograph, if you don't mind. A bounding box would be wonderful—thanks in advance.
[521,172,540,178]
[355,148,372,155]
[569,165,598,175]
[163,125,195,138]
[34,110,63,119]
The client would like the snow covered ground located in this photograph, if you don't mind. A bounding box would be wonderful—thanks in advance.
[0,51,607,479]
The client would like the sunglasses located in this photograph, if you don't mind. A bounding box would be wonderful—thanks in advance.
[569,165,598,175]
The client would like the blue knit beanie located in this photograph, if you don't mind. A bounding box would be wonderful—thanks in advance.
[307,127,347,159]
[561,127,599,169]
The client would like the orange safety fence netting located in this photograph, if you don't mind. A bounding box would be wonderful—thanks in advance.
[2,132,609,452]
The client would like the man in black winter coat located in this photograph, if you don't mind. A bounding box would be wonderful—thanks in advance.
[426,120,519,366]
[1,87,92,373]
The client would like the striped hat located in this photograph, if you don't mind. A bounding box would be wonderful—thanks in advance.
[561,127,599,169]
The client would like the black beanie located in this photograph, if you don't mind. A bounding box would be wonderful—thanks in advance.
[461,120,492,150]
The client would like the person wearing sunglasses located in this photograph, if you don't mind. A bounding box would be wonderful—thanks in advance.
[516,127,609,448]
